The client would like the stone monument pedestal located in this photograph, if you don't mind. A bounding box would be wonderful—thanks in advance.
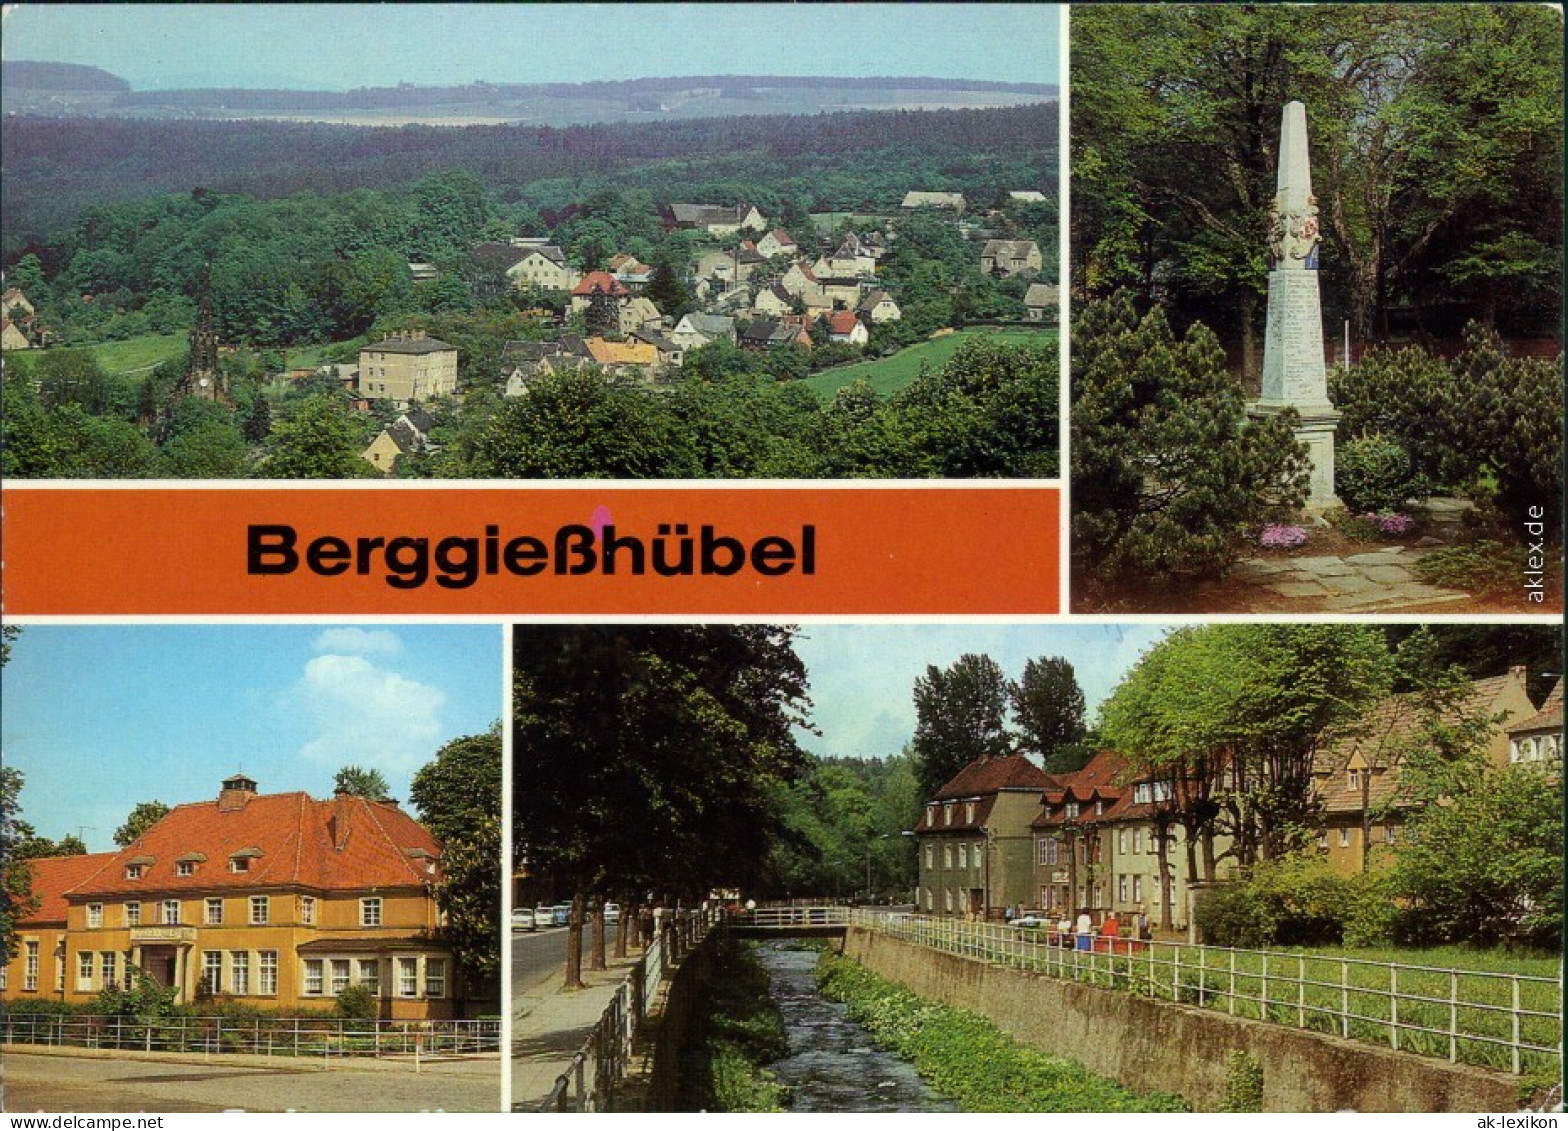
[1249,401,1342,513]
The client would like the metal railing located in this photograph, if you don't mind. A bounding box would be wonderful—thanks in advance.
[729,906,850,929]
[536,907,716,1112]
[850,910,1562,1076]
[0,1012,499,1059]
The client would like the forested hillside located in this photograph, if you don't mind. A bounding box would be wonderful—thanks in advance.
[3,102,1056,250]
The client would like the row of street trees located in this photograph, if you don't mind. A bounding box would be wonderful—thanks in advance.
[512,625,812,987]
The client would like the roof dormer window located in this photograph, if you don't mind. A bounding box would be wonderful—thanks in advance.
[229,847,263,873]
[125,865,143,880]
[943,802,953,826]
[1065,801,1079,819]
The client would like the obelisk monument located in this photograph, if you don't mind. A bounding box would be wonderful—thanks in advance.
[1254,100,1340,510]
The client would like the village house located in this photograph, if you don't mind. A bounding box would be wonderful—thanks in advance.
[695,247,763,286]
[1311,667,1537,875]
[1,775,463,1019]
[1024,282,1059,322]
[472,241,580,293]
[857,289,902,324]
[752,283,795,319]
[755,229,798,259]
[406,262,440,284]
[358,331,458,406]
[569,271,632,317]
[583,335,660,378]
[2,287,45,349]
[812,239,878,279]
[617,294,663,336]
[902,191,967,212]
[981,239,1043,278]
[913,754,1056,919]
[779,261,821,299]
[1,317,31,351]
[608,254,653,291]
[629,329,685,375]
[664,202,767,236]
[359,408,437,475]
[814,275,867,311]
[739,319,811,352]
[825,310,869,345]
[1008,190,1048,204]
[669,312,737,352]
[1508,677,1563,765]
[500,338,591,397]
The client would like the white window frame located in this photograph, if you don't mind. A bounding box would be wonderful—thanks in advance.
[229,856,251,874]
[125,902,141,926]
[230,950,249,995]
[303,959,324,996]
[249,895,270,925]
[1117,830,1127,854]
[87,903,103,928]
[124,864,143,880]
[301,896,317,925]
[202,950,223,993]
[258,950,278,996]
[358,958,380,997]
[360,897,383,927]
[330,958,351,995]
[1339,827,1350,848]
[425,957,446,998]
[205,897,224,925]
[77,950,94,992]
[24,940,39,991]
[397,956,418,997]
[100,951,117,989]
[161,899,181,925]
[176,861,196,877]
[1133,875,1143,903]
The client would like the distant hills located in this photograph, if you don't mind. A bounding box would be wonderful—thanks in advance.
[2,61,130,92]
[1,66,1054,126]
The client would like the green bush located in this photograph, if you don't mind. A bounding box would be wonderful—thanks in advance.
[1196,856,1395,948]
[335,983,377,1019]
[1194,881,1278,949]
[1336,434,1429,514]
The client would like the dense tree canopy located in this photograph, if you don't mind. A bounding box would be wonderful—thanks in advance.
[332,765,392,801]
[1072,5,1562,354]
[113,800,171,847]
[910,654,1013,799]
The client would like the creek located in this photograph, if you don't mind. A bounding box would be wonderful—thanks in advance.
[753,943,954,1113]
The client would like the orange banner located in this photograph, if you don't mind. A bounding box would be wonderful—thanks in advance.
[1,486,1059,615]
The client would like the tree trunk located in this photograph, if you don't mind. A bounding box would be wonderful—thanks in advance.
[563,893,585,990]
[1156,820,1175,931]
[1183,823,1200,886]
[589,895,607,972]
[1201,829,1217,882]
[614,902,630,960]
[1066,832,1079,915]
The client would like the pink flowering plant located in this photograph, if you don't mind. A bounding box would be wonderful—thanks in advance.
[1259,523,1308,550]
[1366,512,1413,536]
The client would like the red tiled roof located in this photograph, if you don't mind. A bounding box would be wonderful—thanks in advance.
[932,753,1055,801]
[19,853,119,925]
[827,311,861,335]
[65,791,441,900]
[1032,750,1132,828]
[571,271,628,297]
[1314,669,1531,814]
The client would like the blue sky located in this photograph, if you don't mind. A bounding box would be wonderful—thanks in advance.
[1,625,502,851]
[0,4,1061,92]
[791,623,1168,763]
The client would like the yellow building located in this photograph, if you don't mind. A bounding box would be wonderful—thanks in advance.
[3,775,461,1020]
[358,330,458,406]
[1311,667,1537,874]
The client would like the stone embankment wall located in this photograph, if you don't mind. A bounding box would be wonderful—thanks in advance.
[638,936,716,1111]
[842,927,1520,1113]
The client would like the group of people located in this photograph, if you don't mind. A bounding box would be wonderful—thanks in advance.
[1002,904,1153,946]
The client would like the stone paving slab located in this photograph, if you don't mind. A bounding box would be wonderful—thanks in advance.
[1235,545,1467,611]
[512,954,641,1111]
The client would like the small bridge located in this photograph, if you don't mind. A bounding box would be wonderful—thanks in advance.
[724,906,851,939]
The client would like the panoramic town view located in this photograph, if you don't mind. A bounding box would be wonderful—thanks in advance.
[511,622,1562,1113]
[0,625,502,1112]
[1,4,1060,483]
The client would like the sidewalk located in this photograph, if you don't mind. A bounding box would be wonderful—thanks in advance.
[511,951,642,1110]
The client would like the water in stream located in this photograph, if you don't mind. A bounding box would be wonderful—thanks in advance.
[754,943,956,1113]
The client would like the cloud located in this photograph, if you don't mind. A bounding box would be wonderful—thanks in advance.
[312,628,403,658]
[285,653,445,776]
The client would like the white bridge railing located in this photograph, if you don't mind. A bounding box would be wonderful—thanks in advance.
[730,906,851,929]
[848,909,1561,1077]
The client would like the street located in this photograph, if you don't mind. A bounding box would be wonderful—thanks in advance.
[0,1048,500,1113]
[512,925,576,1016]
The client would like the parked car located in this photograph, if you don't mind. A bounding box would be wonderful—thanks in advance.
[604,902,622,925]
[511,908,536,931]
[551,904,571,927]
[1012,915,1049,930]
